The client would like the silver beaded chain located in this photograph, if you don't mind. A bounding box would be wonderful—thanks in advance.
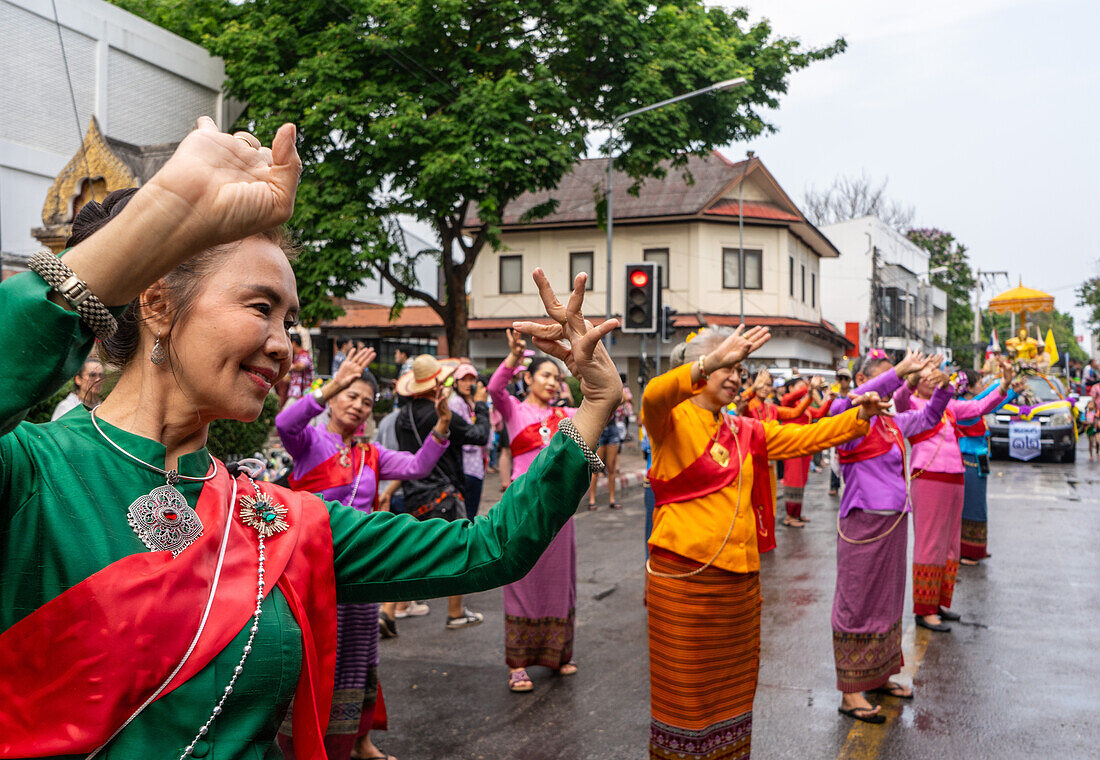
[178,477,267,760]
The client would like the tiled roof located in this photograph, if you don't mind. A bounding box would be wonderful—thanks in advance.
[704,199,801,222]
[494,152,748,226]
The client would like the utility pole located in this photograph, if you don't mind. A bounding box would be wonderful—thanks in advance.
[867,233,880,350]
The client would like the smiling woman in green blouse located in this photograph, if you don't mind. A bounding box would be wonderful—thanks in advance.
[0,118,621,760]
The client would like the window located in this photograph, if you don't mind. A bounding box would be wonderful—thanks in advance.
[569,251,594,290]
[800,264,806,303]
[789,256,795,296]
[644,248,670,288]
[722,248,762,290]
[499,255,522,294]
[811,272,816,308]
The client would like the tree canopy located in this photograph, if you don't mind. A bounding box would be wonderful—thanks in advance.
[1077,274,1100,338]
[110,0,844,352]
[905,228,975,358]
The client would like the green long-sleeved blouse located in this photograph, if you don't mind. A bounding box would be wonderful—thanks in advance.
[0,272,588,759]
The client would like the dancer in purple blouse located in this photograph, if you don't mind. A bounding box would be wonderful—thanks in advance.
[827,350,950,723]
[276,346,450,760]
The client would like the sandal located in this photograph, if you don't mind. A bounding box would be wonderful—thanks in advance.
[558,661,578,676]
[587,503,599,511]
[838,705,885,724]
[782,516,805,528]
[608,502,622,510]
[866,681,914,700]
[509,669,534,693]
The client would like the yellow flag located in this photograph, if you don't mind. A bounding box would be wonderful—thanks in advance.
[1045,329,1059,365]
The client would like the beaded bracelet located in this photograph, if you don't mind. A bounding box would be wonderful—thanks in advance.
[558,418,607,473]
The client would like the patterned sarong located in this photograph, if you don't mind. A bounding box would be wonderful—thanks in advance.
[503,519,576,669]
[832,510,908,692]
[961,455,990,560]
[647,551,758,760]
[782,455,811,519]
[911,473,964,616]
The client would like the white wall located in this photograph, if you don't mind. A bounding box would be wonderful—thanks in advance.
[0,0,226,261]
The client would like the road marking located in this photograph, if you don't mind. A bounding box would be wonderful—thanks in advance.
[835,623,928,760]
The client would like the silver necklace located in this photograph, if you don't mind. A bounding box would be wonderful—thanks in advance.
[90,405,218,556]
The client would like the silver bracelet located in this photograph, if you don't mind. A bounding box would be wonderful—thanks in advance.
[29,251,118,341]
[558,418,606,473]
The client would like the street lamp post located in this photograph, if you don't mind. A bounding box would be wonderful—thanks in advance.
[605,78,748,346]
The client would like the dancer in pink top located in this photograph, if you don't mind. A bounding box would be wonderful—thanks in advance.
[894,360,1014,632]
[489,328,578,693]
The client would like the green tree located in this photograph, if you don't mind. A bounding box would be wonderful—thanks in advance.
[109,0,844,352]
[905,228,975,359]
[1077,275,1100,336]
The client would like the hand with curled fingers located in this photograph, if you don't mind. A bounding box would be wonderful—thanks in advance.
[144,116,302,251]
[697,325,772,383]
[893,349,925,378]
[849,390,894,421]
[510,269,621,448]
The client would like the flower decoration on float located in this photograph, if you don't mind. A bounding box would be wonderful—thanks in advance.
[239,492,289,537]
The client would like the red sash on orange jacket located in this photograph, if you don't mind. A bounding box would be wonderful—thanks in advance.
[289,442,381,506]
[648,416,776,553]
[511,408,567,457]
[908,409,957,444]
[837,417,904,464]
[0,472,337,759]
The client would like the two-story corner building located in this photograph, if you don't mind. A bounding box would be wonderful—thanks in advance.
[1,0,233,277]
[819,216,949,359]
[463,152,851,389]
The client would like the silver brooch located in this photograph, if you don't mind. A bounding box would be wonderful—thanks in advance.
[239,492,289,538]
[128,485,204,556]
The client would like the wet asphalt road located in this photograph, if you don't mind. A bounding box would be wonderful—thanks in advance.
[374,444,1100,759]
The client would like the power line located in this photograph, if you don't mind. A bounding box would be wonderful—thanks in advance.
[49,0,94,211]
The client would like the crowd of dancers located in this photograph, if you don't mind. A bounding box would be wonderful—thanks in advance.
[0,116,1035,760]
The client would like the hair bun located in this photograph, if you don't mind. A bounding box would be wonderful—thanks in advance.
[67,187,138,248]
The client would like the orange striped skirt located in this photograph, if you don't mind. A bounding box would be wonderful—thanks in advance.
[647,551,760,760]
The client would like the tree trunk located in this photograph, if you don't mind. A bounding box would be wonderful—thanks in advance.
[444,267,470,357]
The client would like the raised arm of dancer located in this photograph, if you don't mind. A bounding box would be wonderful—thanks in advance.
[775,392,812,420]
[896,373,953,438]
[763,392,891,460]
[488,329,527,424]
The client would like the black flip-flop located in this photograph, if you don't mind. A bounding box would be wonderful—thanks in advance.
[866,683,914,700]
[609,502,622,510]
[838,706,886,724]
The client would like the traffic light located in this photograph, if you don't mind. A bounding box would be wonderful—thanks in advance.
[660,305,678,343]
[622,262,659,333]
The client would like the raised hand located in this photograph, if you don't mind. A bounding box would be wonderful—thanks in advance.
[702,325,772,377]
[473,381,488,404]
[894,349,925,378]
[504,328,527,368]
[512,270,620,406]
[331,346,376,391]
[850,391,894,421]
[809,375,824,391]
[927,368,951,388]
[999,360,1016,390]
[511,269,621,448]
[145,117,302,251]
[433,384,453,439]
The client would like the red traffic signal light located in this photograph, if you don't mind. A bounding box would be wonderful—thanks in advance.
[622,262,659,334]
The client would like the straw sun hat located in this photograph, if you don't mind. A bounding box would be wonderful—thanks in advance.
[395,354,455,397]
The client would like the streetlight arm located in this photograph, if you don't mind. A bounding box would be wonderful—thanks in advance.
[611,78,748,127]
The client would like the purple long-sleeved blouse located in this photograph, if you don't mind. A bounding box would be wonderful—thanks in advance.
[893,382,1005,474]
[837,370,953,517]
[275,394,448,511]
[827,366,906,417]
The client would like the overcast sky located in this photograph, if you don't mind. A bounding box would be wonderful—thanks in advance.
[719,0,1097,332]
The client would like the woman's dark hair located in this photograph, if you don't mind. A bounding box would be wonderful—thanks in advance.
[66,187,298,368]
[525,357,559,378]
[352,370,379,398]
[290,333,303,347]
[962,369,979,390]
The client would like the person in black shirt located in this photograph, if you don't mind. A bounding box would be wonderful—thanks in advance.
[395,354,491,628]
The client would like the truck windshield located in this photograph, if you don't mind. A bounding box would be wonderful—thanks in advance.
[1025,375,1061,402]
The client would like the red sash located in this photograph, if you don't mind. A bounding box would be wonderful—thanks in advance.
[837,417,905,464]
[289,442,381,507]
[955,417,987,438]
[648,416,776,553]
[511,408,567,457]
[908,409,957,444]
[0,472,337,758]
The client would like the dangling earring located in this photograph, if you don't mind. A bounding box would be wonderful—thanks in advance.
[150,336,167,366]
